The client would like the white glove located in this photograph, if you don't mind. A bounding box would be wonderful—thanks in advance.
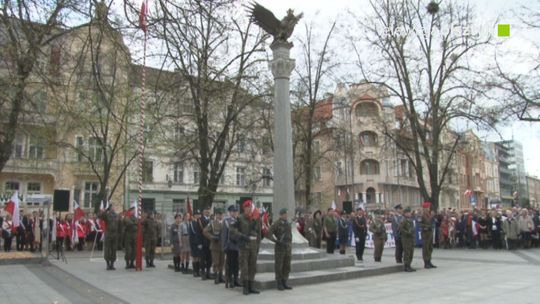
[355,238,360,242]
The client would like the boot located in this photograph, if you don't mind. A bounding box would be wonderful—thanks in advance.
[282,280,292,290]
[149,259,156,268]
[424,261,432,269]
[214,272,219,284]
[248,281,260,294]
[219,272,225,283]
[131,261,135,269]
[110,261,116,270]
[276,280,284,291]
[125,261,130,270]
[193,262,200,277]
[243,281,249,295]
[234,275,242,287]
[201,267,208,281]
[106,261,111,270]
[183,262,189,274]
[146,258,151,268]
[404,264,415,272]
[429,261,437,268]
[225,275,232,289]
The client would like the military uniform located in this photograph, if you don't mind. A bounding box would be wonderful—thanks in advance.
[203,209,225,284]
[142,214,159,268]
[170,221,182,271]
[420,202,437,269]
[369,213,387,262]
[323,215,337,254]
[267,209,293,291]
[352,212,367,261]
[200,213,212,280]
[221,206,240,289]
[123,212,137,269]
[398,208,416,272]
[230,201,261,295]
[99,210,120,270]
[391,204,404,263]
[189,215,204,277]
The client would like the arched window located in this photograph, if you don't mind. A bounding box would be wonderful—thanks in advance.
[359,131,378,147]
[360,159,380,175]
[366,187,376,204]
[355,102,379,117]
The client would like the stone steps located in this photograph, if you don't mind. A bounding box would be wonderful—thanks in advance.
[253,264,403,290]
[256,254,355,273]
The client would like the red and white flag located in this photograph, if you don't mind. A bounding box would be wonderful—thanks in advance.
[4,191,20,232]
[331,200,337,210]
[139,0,149,33]
[186,196,193,216]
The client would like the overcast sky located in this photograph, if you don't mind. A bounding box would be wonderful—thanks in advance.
[252,0,540,178]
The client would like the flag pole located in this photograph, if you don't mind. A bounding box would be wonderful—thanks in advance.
[136,0,149,272]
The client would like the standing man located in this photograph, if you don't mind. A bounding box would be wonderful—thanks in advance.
[420,202,437,269]
[142,211,159,268]
[267,208,293,291]
[399,207,416,272]
[123,207,137,269]
[230,200,261,296]
[189,210,204,277]
[352,208,367,261]
[200,207,212,280]
[502,210,519,250]
[222,205,241,289]
[369,210,387,262]
[203,208,225,284]
[98,205,120,270]
[391,204,404,263]
[323,208,337,254]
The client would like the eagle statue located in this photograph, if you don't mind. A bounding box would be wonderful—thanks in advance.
[247,2,303,43]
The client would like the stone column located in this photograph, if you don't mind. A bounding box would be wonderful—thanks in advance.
[269,41,308,246]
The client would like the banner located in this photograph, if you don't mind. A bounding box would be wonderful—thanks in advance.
[365,222,395,248]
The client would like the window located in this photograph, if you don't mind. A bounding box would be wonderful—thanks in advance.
[313,166,321,181]
[400,159,410,177]
[359,131,378,147]
[174,126,185,142]
[237,136,246,153]
[143,160,153,183]
[173,162,184,184]
[28,135,44,159]
[88,137,103,162]
[27,182,41,194]
[172,199,185,213]
[193,165,200,185]
[262,168,272,187]
[5,181,20,192]
[336,161,343,176]
[13,134,25,159]
[360,159,380,175]
[31,90,48,113]
[83,182,99,208]
[366,187,376,204]
[355,102,379,117]
[236,166,246,186]
[75,136,84,162]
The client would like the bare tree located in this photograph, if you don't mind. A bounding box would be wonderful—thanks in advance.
[150,0,267,209]
[351,0,498,210]
[0,0,83,172]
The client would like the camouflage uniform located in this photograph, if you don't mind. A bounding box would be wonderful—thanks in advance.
[398,215,415,272]
[267,218,292,290]
[143,215,159,267]
[230,213,261,295]
[204,217,225,284]
[420,212,436,268]
[99,210,120,270]
[369,216,387,262]
[123,214,137,269]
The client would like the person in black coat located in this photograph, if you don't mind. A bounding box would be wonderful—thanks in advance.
[488,211,503,249]
[189,210,204,277]
[352,208,368,261]
[337,210,349,255]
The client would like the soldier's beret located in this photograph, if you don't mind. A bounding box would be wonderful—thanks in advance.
[404,207,412,213]
[214,208,223,214]
[422,201,431,209]
[394,204,403,210]
[242,200,253,209]
[227,205,238,212]
[279,208,288,215]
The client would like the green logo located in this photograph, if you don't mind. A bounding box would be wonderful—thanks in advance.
[498,24,510,37]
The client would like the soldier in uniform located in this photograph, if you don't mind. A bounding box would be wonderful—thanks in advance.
[267,208,293,291]
[200,207,213,280]
[142,211,159,268]
[170,214,182,272]
[399,207,416,272]
[352,208,367,261]
[323,208,337,254]
[391,204,404,263]
[189,210,204,277]
[123,207,138,269]
[420,201,437,269]
[203,208,225,284]
[369,210,387,262]
[98,205,120,270]
[230,200,261,295]
[222,205,241,289]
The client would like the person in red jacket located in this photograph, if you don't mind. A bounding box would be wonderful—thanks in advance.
[64,215,73,251]
[76,219,87,251]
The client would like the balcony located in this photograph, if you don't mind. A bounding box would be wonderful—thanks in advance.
[3,158,58,177]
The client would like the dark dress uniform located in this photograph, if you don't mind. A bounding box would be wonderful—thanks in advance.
[230,204,261,295]
[352,214,367,261]
[369,214,386,262]
[222,208,240,289]
[142,215,159,268]
[399,210,416,272]
[391,209,404,263]
[323,215,337,254]
[123,213,137,269]
[200,215,213,280]
[203,212,225,284]
[99,210,120,270]
[267,211,293,291]
[189,218,204,277]
[170,222,181,271]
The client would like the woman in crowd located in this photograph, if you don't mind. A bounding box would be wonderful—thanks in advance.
[76,217,87,251]
[518,209,534,249]
[337,210,349,255]
[180,213,192,274]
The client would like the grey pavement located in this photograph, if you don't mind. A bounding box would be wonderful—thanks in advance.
[2,247,539,304]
